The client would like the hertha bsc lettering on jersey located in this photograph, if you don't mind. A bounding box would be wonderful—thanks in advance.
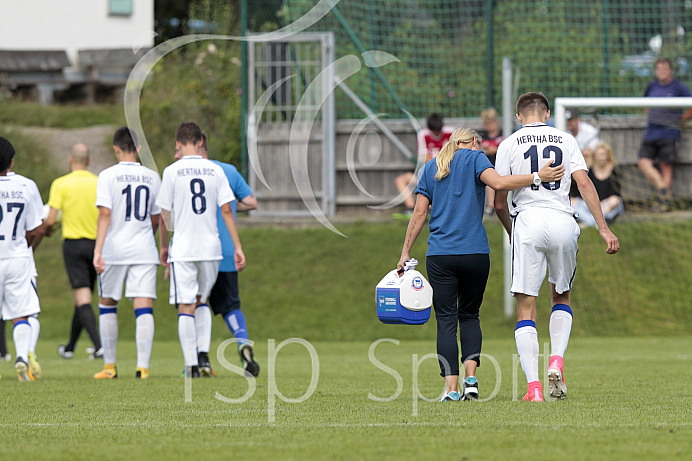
[96,162,162,265]
[156,155,235,262]
[495,122,588,216]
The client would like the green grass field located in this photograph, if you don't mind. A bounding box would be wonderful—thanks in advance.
[1,337,690,460]
[2,216,690,459]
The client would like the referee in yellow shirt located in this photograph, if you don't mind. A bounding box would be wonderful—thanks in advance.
[45,143,103,359]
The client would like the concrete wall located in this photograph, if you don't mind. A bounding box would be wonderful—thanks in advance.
[0,0,154,65]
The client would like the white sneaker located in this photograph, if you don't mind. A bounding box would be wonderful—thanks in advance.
[439,390,461,402]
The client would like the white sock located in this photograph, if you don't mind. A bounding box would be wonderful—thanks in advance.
[28,315,40,354]
[135,308,154,369]
[178,314,198,367]
[515,324,539,384]
[99,305,118,365]
[13,321,31,363]
[549,308,573,358]
[194,304,212,354]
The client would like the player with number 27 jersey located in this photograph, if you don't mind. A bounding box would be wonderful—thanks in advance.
[495,122,588,217]
[96,162,161,265]
[156,155,235,262]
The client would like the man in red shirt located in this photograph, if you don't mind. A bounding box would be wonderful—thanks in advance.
[394,113,454,218]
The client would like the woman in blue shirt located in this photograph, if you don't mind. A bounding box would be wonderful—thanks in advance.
[397,127,564,401]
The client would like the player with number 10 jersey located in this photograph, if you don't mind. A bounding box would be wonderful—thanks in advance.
[96,163,161,266]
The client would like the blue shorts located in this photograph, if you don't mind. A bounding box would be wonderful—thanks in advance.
[208,271,240,316]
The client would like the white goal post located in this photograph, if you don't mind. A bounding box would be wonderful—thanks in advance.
[554,97,692,132]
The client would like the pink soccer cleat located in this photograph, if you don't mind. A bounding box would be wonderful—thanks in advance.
[522,380,544,402]
[548,355,567,400]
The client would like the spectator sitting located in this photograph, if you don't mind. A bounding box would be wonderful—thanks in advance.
[393,113,453,218]
[571,142,624,227]
[637,57,692,212]
[478,107,505,215]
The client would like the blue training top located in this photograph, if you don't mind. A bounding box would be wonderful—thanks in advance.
[415,149,494,256]
[644,78,692,140]
[212,160,253,272]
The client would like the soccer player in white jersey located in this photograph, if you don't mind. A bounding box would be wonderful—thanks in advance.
[92,127,161,380]
[494,92,619,402]
[157,122,246,377]
[0,137,45,381]
[6,169,45,379]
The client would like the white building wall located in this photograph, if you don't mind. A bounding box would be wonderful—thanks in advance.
[0,0,154,65]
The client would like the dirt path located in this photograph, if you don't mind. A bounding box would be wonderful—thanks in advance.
[13,125,117,174]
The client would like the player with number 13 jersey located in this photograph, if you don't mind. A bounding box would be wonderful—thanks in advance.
[495,123,587,217]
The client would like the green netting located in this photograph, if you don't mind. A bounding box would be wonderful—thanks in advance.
[248,0,692,120]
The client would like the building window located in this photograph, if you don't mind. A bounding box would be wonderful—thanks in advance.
[109,0,133,16]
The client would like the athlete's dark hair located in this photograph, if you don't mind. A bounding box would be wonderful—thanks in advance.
[176,122,203,146]
[516,92,550,117]
[113,127,138,153]
[200,132,208,151]
[427,113,444,132]
[0,137,16,172]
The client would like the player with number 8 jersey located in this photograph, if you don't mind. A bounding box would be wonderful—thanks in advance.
[156,122,245,377]
[157,144,235,264]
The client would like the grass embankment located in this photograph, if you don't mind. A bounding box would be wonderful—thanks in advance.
[27,218,692,346]
[0,101,124,129]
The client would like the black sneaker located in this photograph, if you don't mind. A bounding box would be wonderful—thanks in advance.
[462,376,479,400]
[198,352,214,377]
[239,344,260,377]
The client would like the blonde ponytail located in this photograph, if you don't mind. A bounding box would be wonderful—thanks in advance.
[435,128,481,180]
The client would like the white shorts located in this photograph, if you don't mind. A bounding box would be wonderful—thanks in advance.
[169,260,220,305]
[98,264,158,301]
[511,208,580,297]
[0,257,41,320]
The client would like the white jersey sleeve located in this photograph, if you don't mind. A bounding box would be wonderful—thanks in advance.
[156,156,234,262]
[496,123,587,216]
[97,162,161,265]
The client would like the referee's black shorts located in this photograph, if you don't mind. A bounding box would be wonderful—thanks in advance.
[62,238,97,290]
[208,271,241,317]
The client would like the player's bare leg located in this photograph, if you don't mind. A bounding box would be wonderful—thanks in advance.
[394,172,416,212]
[638,158,671,210]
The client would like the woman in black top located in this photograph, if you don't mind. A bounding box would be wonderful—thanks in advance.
[571,142,624,227]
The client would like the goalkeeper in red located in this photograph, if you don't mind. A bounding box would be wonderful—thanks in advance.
[494,92,619,401]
